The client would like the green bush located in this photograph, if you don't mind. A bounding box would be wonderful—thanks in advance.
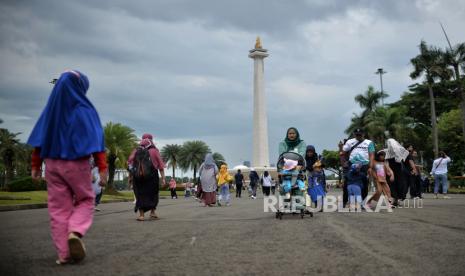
[450,178,465,188]
[114,180,129,191]
[7,176,47,192]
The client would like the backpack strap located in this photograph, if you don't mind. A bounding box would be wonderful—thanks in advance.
[434,158,444,170]
[348,139,364,155]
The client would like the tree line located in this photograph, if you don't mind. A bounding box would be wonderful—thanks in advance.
[0,120,225,192]
[323,40,465,177]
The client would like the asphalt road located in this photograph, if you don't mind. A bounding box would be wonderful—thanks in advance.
[1,192,465,276]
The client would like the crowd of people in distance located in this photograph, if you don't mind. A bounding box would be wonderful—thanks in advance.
[27,70,454,265]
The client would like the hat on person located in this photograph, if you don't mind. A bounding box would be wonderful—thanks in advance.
[353,128,364,135]
[283,158,298,170]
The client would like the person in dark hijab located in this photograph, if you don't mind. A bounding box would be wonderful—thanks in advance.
[127,134,166,221]
[305,145,318,173]
[278,127,306,157]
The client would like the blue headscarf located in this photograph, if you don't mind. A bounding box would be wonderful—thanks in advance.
[27,70,105,160]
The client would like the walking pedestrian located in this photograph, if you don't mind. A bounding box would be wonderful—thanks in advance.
[403,145,419,200]
[347,163,365,211]
[278,127,306,157]
[431,151,452,199]
[340,128,375,203]
[128,134,166,221]
[91,160,103,211]
[307,160,326,209]
[234,169,244,198]
[305,145,319,173]
[28,70,108,264]
[169,178,178,199]
[261,171,272,196]
[384,138,409,207]
[367,151,394,208]
[411,150,423,198]
[199,153,218,206]
[249,168,259,199]
[217,164,233,206]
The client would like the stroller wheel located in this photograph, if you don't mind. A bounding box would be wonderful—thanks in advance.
[275,212,279,219]
[279,213,283,220]
[300,210,304,219]
[310,212,314,217]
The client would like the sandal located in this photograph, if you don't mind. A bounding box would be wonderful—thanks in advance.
[68,233,86,262]
[150,214,159,220]
[137,216,145,221]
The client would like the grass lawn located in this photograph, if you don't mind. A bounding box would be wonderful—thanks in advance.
[0,190,175,206]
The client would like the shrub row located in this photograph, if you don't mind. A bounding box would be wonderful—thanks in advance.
[7,176,47,192]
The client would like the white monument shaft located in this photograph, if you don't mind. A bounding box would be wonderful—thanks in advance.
[249,39,269,168]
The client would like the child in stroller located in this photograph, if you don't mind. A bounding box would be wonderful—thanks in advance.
[275,152,311,219]
[281,158,306,196]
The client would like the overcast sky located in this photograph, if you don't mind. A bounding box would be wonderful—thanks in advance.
[1,0,464,174]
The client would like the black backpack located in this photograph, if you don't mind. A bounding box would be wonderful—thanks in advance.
[132,147,155,181]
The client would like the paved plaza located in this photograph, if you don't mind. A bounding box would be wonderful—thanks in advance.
[1,192,465,276]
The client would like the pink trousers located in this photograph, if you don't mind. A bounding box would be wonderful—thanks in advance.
[45,158,95,260]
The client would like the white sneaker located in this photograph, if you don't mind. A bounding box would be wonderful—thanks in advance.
[434,194,439,199]
[94,207,101,212]
[443,195,451,199]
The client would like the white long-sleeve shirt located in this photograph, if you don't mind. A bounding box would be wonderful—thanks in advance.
[262,175,272,187]
[431,157,451,175]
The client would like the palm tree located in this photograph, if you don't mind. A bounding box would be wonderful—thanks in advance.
[355,86,387,118]
[443,42,465,145]
[410,40,452,157]
[104,122,138,193]
[178,141,210,180]
[365,106,414,146]
[0,128,26,186]
[161,144,181,178]
[345,86,387,136]
[212,152,226,168]
[345,113,366,136]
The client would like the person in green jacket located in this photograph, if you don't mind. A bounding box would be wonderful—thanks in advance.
[278,127,306,157]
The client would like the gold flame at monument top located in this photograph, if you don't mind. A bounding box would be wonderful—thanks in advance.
[255,36,262,49]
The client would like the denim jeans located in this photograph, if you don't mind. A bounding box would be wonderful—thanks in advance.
[347,184,362,205]
[219,185,230,204]
[433,173,448,194]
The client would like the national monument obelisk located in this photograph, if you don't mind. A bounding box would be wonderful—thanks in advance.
[249,37,270,168]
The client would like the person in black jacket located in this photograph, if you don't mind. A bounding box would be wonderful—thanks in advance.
[234,170,244,198]
[249,169,259,199]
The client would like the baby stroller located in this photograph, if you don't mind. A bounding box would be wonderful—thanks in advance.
[275,152,313,219]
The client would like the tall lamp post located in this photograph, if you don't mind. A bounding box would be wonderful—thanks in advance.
[375,68,387,106]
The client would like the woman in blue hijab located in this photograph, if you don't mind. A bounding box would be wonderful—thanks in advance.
[28,70,107,265]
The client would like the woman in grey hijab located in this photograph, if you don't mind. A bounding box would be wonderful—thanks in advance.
[199,153,218,207]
